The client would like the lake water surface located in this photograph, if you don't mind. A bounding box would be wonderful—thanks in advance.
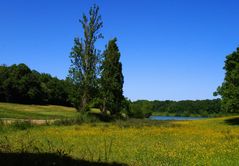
[149,116,204,121]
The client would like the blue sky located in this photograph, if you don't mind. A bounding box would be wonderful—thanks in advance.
[1,0,239,101]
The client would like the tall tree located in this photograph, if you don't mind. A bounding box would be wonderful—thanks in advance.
[214,47,239,113]
[69,5,103,111]
[100,38,124,115]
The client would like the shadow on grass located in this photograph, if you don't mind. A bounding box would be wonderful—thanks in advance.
[225,117,239,125]
[0,152,127,166]
[89,112,115,122]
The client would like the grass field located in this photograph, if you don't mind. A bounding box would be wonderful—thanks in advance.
[0,102,78,120]
[0,103,239,165]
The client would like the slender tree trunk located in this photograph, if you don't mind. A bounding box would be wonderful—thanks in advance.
[80,88,88,111]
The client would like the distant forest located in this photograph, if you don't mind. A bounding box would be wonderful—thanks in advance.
[130,99,221,117]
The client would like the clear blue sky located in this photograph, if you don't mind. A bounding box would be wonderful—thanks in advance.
[1,0,239,101]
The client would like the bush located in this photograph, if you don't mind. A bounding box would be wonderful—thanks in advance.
[11,121,33,130]
[54,113,99,126]
[0,120,4,132]
[128,104,152,119]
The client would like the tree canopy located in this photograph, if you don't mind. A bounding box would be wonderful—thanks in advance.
[100,38,124,115]
[214,47,239,113]
[69,4,103,111]
[0,64,72,106]
[130,99,221,117]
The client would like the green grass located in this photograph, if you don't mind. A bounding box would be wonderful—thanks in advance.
[0,103,239,165]
[1,116,239,165]
[0,102,79,120]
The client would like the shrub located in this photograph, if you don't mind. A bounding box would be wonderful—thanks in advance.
[11,121,33,130]
[54,113,99,126]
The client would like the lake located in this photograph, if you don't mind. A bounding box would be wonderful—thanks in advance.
[149,116,204,121]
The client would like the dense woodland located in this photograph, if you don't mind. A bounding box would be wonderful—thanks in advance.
[130,99,221,117]
[0,64,72,106]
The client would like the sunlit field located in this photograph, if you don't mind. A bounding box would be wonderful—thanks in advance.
[0,102,78,120]
[1,115,239,165]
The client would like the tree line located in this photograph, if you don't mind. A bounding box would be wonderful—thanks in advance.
[214,47,239,113]
[130,99,221,117]
[0,63,72,106]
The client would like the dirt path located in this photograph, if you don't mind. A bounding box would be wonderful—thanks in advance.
[0,118,57,125]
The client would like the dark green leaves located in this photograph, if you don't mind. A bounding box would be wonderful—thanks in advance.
[215,47,239,113]
[100,38,124,115]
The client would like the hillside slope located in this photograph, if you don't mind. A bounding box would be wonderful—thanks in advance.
[0,102,78,120]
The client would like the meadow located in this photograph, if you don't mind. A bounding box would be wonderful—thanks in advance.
[0,103,239,165]
[0,102,78,120]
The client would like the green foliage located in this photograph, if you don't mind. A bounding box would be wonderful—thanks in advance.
[215,47,239,113]
[100,38,124,115]
[39,74,72,106]
[130,99,221,117]
[11,121,33,130]
[0,64,72,106]
[128,101,152,118]
[120,98,131,116]
[69,4,103,111]
[68,6,127,117]
[0,64,44,104]
[54,113,99,126]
